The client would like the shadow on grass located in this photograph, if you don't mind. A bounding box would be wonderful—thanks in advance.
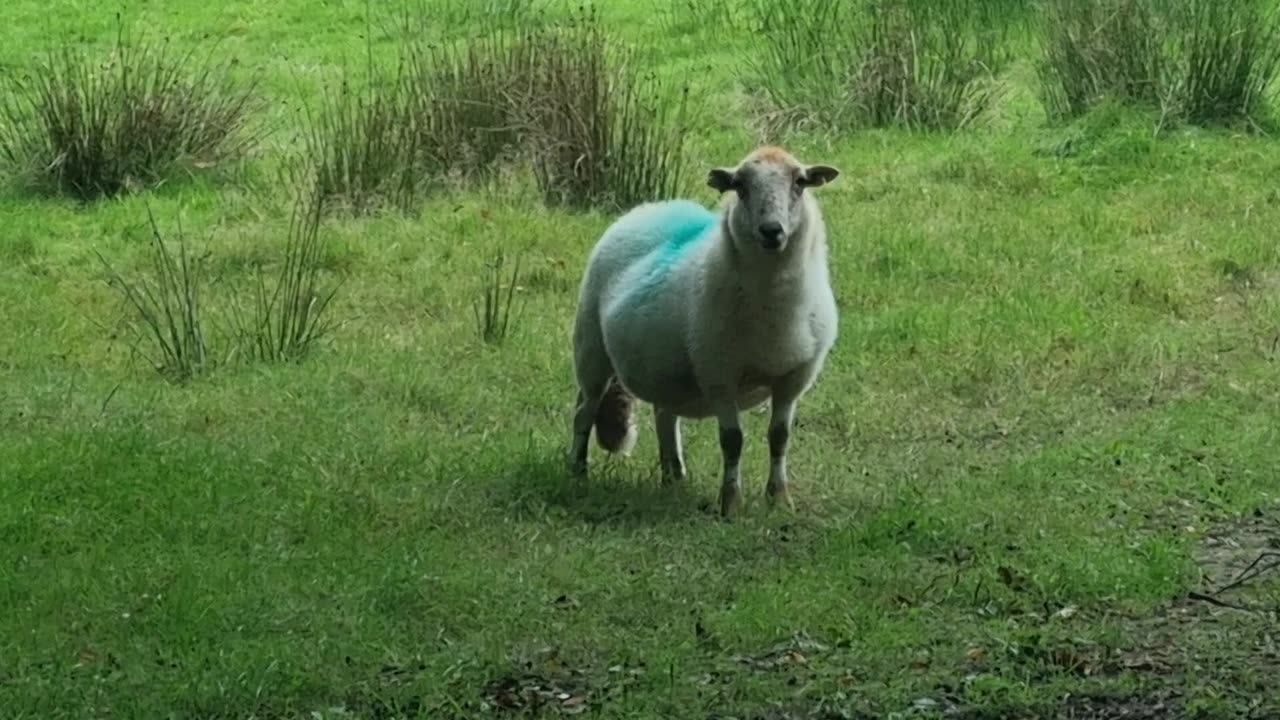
[489,452,716,527]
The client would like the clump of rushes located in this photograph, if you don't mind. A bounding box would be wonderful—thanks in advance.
[303,5,693,214]
[473,249,525,345]
[227,190,342,363]
[301,66,422,215]
[749,0,1010,133]
[519,6,694,210]
[0,25,261,200]
[97,207,211,382]
[1038,0,1280,127]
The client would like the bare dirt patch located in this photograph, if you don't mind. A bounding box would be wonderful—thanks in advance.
[479,647,646,716]
[1057,690,1183,720]
[1193,512,1280,601]
[1095,512,1280,717]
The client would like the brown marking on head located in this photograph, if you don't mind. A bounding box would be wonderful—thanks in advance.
[745,146,801,175]
[748,145,793,162]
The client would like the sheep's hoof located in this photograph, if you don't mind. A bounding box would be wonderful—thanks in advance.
[719,484,744,517]
[766,483,795,512]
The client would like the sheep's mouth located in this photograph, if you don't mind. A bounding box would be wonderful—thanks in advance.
[761,237,786,253]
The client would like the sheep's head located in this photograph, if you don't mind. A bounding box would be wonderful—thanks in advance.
[707,146,839,255]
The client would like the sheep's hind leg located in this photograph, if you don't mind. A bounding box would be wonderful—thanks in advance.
[569,311,613,476]
[569,388,604,477]
[655,406,686,484]
[569,353,611,477]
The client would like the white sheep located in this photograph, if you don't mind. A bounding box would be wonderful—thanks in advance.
[568,146,840,516]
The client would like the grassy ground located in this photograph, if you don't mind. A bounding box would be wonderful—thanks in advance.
[3,1,1280,718]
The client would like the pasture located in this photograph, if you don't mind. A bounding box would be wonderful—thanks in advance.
[2,0,1280,717]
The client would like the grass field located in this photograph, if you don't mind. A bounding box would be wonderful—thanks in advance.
[3,1,1280,718]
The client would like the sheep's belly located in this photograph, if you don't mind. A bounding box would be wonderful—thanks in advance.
[616,368,772,419]
[613,366,700,413]
[664,386,772,419]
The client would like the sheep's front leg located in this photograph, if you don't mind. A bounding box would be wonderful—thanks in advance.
[709,387,744,517]
[655,406,686,484]
[766,367,816,509]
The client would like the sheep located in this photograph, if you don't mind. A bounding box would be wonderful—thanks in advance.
[568,145,840,516]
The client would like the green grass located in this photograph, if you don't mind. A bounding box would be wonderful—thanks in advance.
[4,1,1280,718]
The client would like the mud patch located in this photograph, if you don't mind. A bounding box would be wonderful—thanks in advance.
[1093,513,1280,716]
[727,692,1186,720]
[1057,689,1182,720]
[479,647,645,716]
[930,514,1280,719]
[731,632,831,673]
[1193,512,1280,598]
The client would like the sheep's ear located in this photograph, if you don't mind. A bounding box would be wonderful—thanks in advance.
[707,167,738,193]
[800,164,840,188]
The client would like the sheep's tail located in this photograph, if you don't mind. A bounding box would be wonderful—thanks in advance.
[595,379,636,454]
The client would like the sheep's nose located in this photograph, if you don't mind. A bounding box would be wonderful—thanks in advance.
[758,221,784,249]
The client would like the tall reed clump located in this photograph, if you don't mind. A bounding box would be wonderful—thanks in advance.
[302,5,693,214]
[97,208,211,382]
[427,0,543,29]
[227,190,341,363]
[1169,0,1280,125]
[858,0,1010,130]
[402,31,533,184]
[1038,0,1280,126]
[98,192,341,382]
[0,27,261,200]
[1038,0,1171,119]
[747,0,858,131]
[302,13,536,213]
[654,0,746,37]
[748,0,1011,133]
[301,66,421,215]
[472,249,525,345]
[519,6,694,210]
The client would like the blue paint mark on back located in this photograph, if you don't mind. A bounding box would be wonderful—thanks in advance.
[626,200,717,306]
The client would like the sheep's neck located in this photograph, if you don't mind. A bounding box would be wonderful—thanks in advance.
[722,217,826,296]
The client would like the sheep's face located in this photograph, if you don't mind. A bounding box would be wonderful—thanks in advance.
[707,147,839,255]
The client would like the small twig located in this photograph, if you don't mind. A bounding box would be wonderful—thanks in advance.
[918,571,946,600]
[1186,591,1254,612]
[1215,552,1280,596]
[1187,550,1280,612]
[99,383,121,416]
[971,573,986,606]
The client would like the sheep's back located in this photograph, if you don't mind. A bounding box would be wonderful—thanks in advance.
[588,200,719,404]
[590,199,717,312]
